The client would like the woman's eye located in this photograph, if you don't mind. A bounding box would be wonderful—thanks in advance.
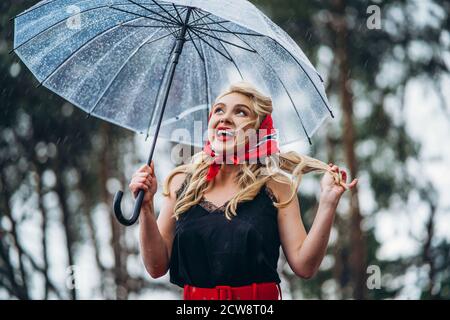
[237,110,247,116]
[214,108,223,113]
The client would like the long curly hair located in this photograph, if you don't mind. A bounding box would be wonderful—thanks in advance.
[162,81,345,220]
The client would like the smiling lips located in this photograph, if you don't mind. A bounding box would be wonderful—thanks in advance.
[216,126,235,141]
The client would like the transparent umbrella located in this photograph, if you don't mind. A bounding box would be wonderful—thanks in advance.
[11,0,334,226]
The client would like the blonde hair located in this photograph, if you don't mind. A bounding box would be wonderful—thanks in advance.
[162,81,345,220]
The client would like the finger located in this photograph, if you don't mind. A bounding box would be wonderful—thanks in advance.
[348,178,358,188]
[141,172,151,177]
[138,164,148,171]
[331,165,339,171]
[131,178,145,187]
[135,177,149,184]
[140,164,152,174]
[341,169,347,182]
[133,172,149,179]
[142,164,152,175]
[134,183,149,191]
[129,183,148,193]
[143,179,152,188]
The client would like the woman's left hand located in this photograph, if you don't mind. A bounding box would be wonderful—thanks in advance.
[320,163,358,203]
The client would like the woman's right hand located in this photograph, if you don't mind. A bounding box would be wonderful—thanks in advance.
[129,161,157,206]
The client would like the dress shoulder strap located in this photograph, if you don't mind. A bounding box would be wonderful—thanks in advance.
[264,184,278,203]
[175,174,191,200]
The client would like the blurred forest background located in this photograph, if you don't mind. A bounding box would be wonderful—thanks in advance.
[1,0,449,299]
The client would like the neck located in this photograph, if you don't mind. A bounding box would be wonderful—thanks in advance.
[215,164,240,185]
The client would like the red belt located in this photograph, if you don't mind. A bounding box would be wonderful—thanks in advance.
[183,282,282,300]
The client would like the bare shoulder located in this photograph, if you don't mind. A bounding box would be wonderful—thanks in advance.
[166,171,188,199]
[266,177,295,203]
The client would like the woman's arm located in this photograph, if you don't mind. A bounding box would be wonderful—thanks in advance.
[288,195,339,279]
[137,172,186,279]
[272,164,357,279]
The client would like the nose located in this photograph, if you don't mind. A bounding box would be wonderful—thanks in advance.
[218,112,233,126]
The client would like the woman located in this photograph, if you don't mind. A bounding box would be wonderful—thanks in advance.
[129,81,358,300]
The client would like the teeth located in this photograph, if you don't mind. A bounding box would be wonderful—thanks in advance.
[217,129,234,136]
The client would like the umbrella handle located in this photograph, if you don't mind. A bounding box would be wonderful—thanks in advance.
[113,189,144,226]
[112,7,193,227]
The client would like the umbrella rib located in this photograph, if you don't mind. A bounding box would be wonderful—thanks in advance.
[88,29,177,117]
[191,26,263,37]
[126,0,179,25]
[197,15,263,50]
[109,5,179,35]
[214,45,244,81]
[149,0,181,24]
[36,16,150,87]
[171,4,184,24]
[198,39,211,125]
[12,4,134,52]
[186,29,204,61]
[190,27,256,53]
[68,26,146,103]
[200,18,327,137]
[193,23,245,80]
[11,0,58,20]
[127,0,178,25]
[170,7,188,37]
[159,104,209,127]
[10,0,172,21]
[109,5,178,26]
[145,40,178,139]
[189,29,232,62]
[272,39,334,118]
[189,11,212,26]
[191,18,229,27]
[205,18,312,143]
[201,16,260,43]
[119,24,172,28]
[228,38,312,144]
[268,64,312,144]
[190,13,256,53]
[12,3,182,53]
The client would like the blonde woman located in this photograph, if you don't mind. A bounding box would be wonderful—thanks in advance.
[129,81,358,300]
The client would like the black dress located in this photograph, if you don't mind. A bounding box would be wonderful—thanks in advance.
[169,176,281,288]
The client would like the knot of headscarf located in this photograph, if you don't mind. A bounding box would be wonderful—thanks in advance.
[203,113,280,181]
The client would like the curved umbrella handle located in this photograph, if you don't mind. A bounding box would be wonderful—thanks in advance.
[113,189,145,226]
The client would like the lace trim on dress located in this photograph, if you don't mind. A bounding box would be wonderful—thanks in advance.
[198,197,229,213]
[175,175,278,213]
[199,186,277,213]
[175,178,188,200]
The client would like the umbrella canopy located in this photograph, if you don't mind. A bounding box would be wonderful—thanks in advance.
[12,0,335,225]
[12,0,333,148]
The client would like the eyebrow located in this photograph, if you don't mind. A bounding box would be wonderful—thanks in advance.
[213,103,252,112]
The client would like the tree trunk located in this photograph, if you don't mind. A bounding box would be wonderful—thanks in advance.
[100,123,129,299]
[332,0,367,299]
[81,193,110,298]
[54,158,77,300]
[421,186,437,299]
[0,172,29,299]
[35,165,51,299]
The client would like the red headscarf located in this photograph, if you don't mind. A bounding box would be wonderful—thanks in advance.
[203,112,280,181]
